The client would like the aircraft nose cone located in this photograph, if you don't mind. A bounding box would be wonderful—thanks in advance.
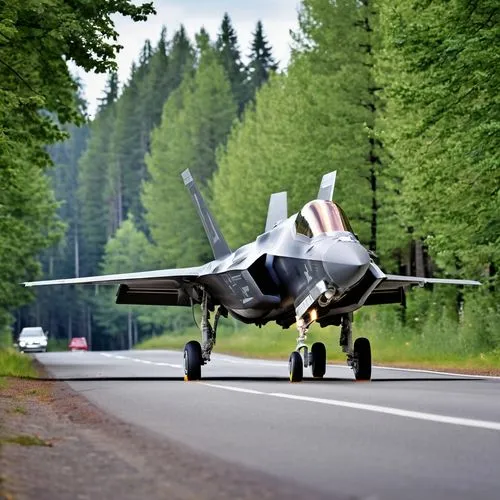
[323,242,370,289]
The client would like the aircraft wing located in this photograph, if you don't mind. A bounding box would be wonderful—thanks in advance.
[381,274,481,289]
[364,273,480,307]
[23,266,205,307]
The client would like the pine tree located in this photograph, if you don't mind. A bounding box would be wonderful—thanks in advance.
[144,35,237,267]
[78,73,118,276]
[165,26,195,92]
[139,27,170,135]
[246,21,278,99]
[216,13,248,114]
[96,72,119,112]
[214,1,384,252]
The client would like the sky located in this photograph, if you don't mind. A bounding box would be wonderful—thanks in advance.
[76,0,301,116]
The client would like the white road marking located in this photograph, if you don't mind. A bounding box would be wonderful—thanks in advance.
[372,364,500,380]
[98,352,181,368]
[204,383,264,395]
[98,351,500,380]
[155,362,183,368]
[202,383,500,432]
[217,357,284,368]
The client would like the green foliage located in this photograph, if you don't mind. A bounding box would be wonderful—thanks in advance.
[1,0,155,334]
[212,75,294,247]
[0,349,37,378]
[93,218,150,341]
[47,338,68,352]
[78,85,117,277]
[216,13,248,114]
[10,4,498,359]
[246,21,278,99]
[144,35,237,267]
[2,435,51,446]
[214,0,383,249]
[378,0,500,276]
[0,162,63,317]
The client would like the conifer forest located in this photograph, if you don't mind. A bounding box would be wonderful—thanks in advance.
[1,1,499,360]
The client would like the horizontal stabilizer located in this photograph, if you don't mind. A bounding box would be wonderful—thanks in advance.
[265,192,287,232]
[182,169,231,260]
[317,171,337,201]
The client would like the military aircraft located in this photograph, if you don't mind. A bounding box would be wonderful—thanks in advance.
[24,170,480,382]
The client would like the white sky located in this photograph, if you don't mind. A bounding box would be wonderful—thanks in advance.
[75,0,301,116]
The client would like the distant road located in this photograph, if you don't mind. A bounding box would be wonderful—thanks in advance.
[36,350,500,500]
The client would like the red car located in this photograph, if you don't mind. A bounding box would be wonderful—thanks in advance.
[68,337,88,351]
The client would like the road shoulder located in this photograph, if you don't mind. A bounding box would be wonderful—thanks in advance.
[0,374,336,500]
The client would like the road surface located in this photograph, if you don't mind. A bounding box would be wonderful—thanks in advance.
[35,350,500,500]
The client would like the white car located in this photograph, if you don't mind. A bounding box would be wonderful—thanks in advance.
[17,327,48,353]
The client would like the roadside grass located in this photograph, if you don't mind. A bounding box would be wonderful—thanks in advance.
[47,338,68,352]
[136,312,500,374]
[0,349,37,379]
[10,405,27,415]
[1,435,52,447]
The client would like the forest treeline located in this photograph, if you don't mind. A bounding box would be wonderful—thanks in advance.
[3,1,499,355]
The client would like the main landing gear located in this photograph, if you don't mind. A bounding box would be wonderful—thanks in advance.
[339,313,371,381]
[288,311,372,382]
[183,290,223,381]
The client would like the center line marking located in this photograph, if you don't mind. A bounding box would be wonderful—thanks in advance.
[202,383,500,432]
[98,353,181,368]
[203,383,264,395]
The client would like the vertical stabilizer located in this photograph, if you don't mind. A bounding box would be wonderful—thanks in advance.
[317,171,337,201]
[181,169,231,259]
[265,192,288,232]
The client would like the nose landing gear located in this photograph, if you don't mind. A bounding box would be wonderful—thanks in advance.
[288,309,327,382]
[288,311,372,382]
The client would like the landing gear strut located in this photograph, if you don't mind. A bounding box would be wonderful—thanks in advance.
[340,313,371,381]
[184,290,223,381]
[288,310,327,382]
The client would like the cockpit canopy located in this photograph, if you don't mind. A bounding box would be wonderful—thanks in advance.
[295,200,353,238]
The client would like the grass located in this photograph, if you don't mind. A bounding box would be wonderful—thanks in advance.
[47,338,68,352]
[1,435,52,447]
[10,405,27,415]
[0,349,37,379]
[136,316,500,374]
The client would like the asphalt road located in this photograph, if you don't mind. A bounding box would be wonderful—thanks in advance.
[35,350,500,500]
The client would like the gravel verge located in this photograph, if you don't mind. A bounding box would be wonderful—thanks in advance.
[0,374,339,500]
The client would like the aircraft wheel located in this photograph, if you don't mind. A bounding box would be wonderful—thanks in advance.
[311,342,326,378]
[184,340,202,381]
[289,351,303,382]
[353,337,371,381]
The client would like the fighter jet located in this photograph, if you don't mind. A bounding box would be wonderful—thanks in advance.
[24,170,480,382]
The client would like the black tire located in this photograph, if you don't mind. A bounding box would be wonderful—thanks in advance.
[311,342,326,378]
[184,341,202,381]
[353,337,371,381]
[289,351,303,382]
